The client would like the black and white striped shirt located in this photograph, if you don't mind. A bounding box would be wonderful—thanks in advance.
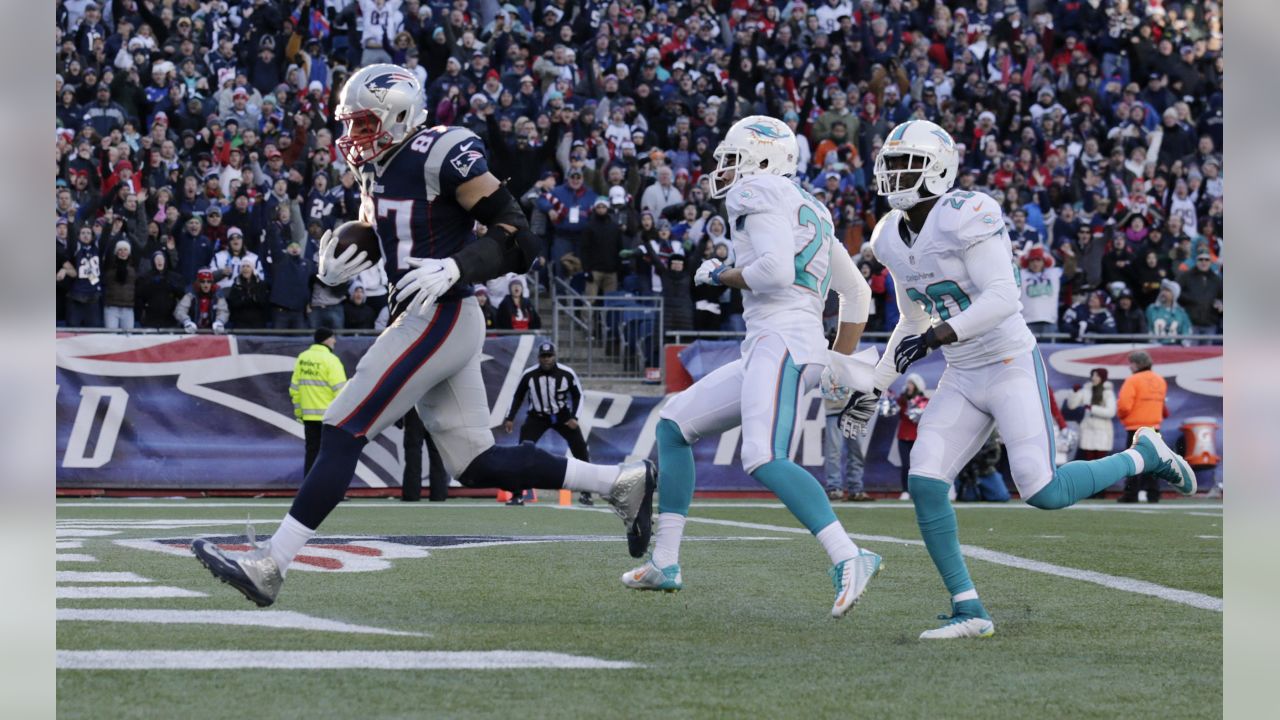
[506,363,583,422]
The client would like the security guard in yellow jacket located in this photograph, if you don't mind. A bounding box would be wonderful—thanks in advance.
[290,327,347,475]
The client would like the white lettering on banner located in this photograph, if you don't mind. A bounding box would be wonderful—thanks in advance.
[798,389,824,466]
[626,396,670,463]
[578,391,632,441]
[63,386,129,469]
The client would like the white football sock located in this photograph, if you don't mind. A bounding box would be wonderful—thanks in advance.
[651,513,687,568]
[562,458,618,495]
[952,589,980,603]
[268,514,315,575]
[815,521,859,565]
[1122,448,1146,475]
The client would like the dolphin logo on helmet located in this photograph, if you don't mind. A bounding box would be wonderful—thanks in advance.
[709,115,799,199]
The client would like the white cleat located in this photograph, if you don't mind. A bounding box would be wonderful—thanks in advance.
[829,550,883,618]
[1132,427,1197,495]
[620,561,683,592]
[919,616,996,640]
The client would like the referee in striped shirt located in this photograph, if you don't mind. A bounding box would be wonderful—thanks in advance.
[503,342,593,506]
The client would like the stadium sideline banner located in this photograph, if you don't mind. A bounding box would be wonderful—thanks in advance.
[56,333,1221,492]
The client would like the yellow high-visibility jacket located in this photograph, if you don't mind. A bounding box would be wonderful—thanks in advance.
[289,344,347,421]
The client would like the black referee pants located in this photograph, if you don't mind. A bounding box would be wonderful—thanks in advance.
[518,414,590,462]
[303,420,323,477]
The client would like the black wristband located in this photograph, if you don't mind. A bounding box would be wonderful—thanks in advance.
[923,326,942,350]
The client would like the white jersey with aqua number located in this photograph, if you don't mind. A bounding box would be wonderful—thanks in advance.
[726,174,837,366]
[870,189,1036,370]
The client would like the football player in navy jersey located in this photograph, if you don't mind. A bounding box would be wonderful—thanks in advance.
[193,65,656,607]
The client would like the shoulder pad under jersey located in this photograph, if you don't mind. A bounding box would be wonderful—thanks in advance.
[725,174,795,218]
[931,189,1006,250]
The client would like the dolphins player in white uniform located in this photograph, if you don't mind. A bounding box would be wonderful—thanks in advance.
[621,116,884,618]
[842,119,1196,638]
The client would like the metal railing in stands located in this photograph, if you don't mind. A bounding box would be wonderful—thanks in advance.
[550,278,665,382]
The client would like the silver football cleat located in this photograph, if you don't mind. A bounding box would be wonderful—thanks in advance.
[191,525,284,607]
[605,460,657,558]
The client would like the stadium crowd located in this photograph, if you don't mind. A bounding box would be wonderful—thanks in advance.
[55,0,1223,344]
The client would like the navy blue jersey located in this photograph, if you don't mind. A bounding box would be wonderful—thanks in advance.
[357,125,489,301]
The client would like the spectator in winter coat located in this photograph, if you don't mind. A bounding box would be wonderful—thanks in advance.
[226,261,270,329]
[342,285,378,330]
[1176,251,1223,340]
[1112,289,1148,335]
[65,226,103,327]
[134,251,184,328]
[639,165,684,216]
[1061,225,1106,292]
[174,269,228,333]
[175,215,214,285]
[1062,290,1116,341]
[896,373,929,500]
[1116,350,1168,503]
[102,239,137,329]
[580,197,623,296]
[495,280,541,331]
[1067,368,1118,461]
[540,167,598,274]
[1019,245,1062,337]
[1134,250,1168,307]
[1101,233,1138,290]
[475,287,497,331]
[659,255,694,336]
[208,228,262,292]
[267,231,313,330]
[1146,279,1194,345]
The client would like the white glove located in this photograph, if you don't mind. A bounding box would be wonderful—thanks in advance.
[394,257,461,317]
[183,320,197,334]
[824,346,881,396]
[694,258,723,285]
[212,321,225,334]
[317,229,374,286]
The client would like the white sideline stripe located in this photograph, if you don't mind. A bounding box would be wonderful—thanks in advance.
[57,500,1226,511]
[1197,535,1221,539]
[56,571,148,583]
[672,514,1224,613]
[56,650,639,671]
[56,540,84,549]
[56,586,207,599]
[55,529,119,537]
[56,554,97,562]
[1187,512,1223,517]
[56,610,427,637]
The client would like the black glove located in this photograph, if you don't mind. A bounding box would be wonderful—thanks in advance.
[894,327,941,373]
[838,389,880,439]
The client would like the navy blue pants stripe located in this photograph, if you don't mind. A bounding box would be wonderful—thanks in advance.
[336,301,461,437]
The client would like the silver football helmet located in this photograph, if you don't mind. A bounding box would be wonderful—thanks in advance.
[335,64,428,166]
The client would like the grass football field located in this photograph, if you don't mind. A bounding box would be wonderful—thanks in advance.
[56,497,1222,719]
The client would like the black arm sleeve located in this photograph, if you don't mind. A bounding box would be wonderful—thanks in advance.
[453,185,543,283]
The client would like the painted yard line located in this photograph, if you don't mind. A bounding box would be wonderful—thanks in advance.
[55,529,120,537]
[1197,535,1222,539]
[56,540,83,549]
[57,500,1226,511]
[56,554,97,562]
[56,650,639,671]
[56,586,207,600]
[1188,512,1224,517]
[57,519,278,528]
[667,514,1224,613]
[56,571,148,583]
[56,609,426,637]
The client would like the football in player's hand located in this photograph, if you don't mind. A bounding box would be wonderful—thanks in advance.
[333,220,383,266]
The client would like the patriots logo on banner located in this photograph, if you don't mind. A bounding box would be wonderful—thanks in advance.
[450,142,483,176]
[364,72,416,102]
